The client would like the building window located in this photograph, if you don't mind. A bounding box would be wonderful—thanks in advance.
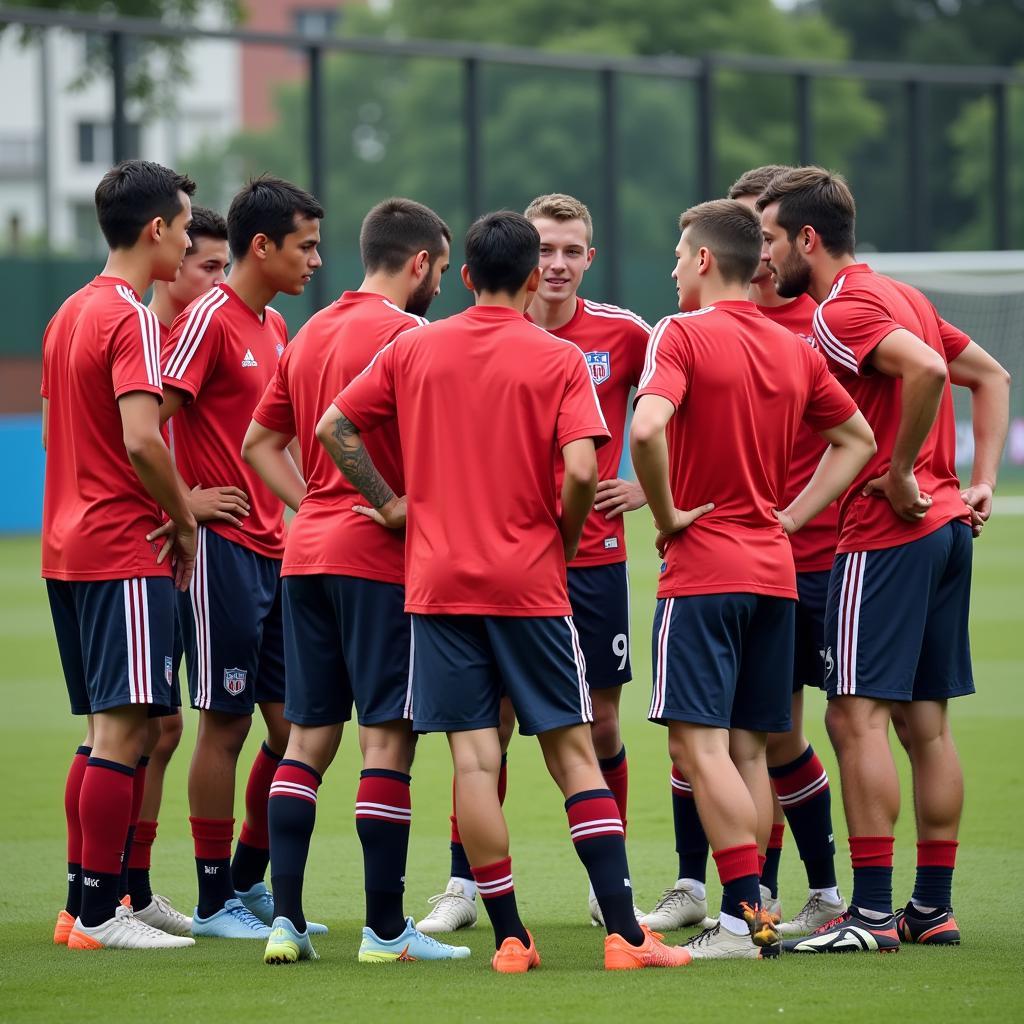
[294,9,340,38]
[77,121,142,165]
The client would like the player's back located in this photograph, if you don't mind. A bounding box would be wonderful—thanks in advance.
[42,276,167,581]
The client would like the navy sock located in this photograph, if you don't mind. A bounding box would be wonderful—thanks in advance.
[64,745,91,916]
[771,745,837,890]
[850,836,895,916]
[450,839,472,882]
[671,768,708,882]
[713,844,761,922]
[912,840,957,909]
[231,840,270,894]
[761,824,784,899]
[355,769,411,941]
[472,857,529,949]
[78,871,121,928]
[267,760,321,933]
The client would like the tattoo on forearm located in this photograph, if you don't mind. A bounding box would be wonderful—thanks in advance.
[329,414,395,509]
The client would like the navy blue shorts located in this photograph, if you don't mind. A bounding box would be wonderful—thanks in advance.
[567,562,632,690]
[282,575,411,727]
[649,594,795,732]
[410,614,593,736]
[825,520,974,702]
[176,526,286,715]
[794,570,830,692]
[47,577,176,716]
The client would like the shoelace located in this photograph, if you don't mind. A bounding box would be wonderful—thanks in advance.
[151,893,186,918]
[228,904,269,931]
[791,893,826,927]
[685,924,720,948]
[425,892,468,914]
[652,887,692,911]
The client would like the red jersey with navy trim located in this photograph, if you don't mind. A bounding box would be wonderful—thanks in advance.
[336,305,611,616]
[636,301,857,600]
[161,283,290,559]
[528,297,650,567]
[253,291,425,582]
[757,293,840,573]
[41,276,170,581]
[812,264,971,554]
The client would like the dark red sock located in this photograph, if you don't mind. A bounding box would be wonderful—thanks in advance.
[233,742,282,891]
[472,856,529,949]
[912,839,958,909]
[760,822,785,898]
[850,835,895,915]
[191,816,235,918]
[597,746,628,833]
[63,745,91,916]
[79,758,135,926]
[712,842,760,921]
[118,755,148,900]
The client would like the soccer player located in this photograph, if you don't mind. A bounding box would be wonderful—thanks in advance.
[758,167,1010,952]
[319,211,691,973]
[646,167,848,936]
[417,193,650,934]
[159,176,325,939]
[241,197,470,965]
[45,159,197,950]
[630,199,875,959]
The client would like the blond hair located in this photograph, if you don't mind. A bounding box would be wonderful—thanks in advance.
[524,193,593,244]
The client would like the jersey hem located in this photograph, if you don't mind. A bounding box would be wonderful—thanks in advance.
[205,521,286,562]
[281,563,404,584]
[836,507,970,555]
[655,583,798,600]
[568,552,629,569]
[41,567,173,581]
[405,602,572,616]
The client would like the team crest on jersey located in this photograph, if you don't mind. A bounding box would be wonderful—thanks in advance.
[585,350,611,385]
[275,342,285,359]
[223,667,248,696]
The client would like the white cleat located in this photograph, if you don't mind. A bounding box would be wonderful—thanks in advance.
[684,922,779,960]
[640,881,711,932]
[415,879,477,934]
[589,892,644,927]
[133,893,194,937]
[777,891,848,936]
[760,884,782,923]
[67,904,195,950]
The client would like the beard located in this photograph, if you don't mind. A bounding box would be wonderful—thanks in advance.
[406,272,437,318]
[773,248,812,299]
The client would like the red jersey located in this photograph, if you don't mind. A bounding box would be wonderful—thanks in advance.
[812,264,972,554]
[528,298,650,567]
[41,276,169,581]
[161,284,289,559]
[636,300,857,600]
[336,305,611,616]
[757,293,839,573]
[253,291,426,582]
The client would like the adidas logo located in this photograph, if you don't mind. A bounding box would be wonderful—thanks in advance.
[241,349,258,367]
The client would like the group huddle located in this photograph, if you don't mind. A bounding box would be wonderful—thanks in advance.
[41,158,1010,973]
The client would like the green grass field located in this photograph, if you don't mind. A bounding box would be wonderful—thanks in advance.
[2,513,1022,1023]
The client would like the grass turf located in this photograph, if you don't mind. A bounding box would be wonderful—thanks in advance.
[1,512,1022,1023]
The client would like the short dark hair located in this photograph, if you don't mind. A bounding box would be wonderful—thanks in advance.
[185,206,227,255]
[359,198,451,274]
[727,164,793,200]
[756,166,856,257]
[464,211,540,296]
[679,199,762,285]
[227,175,324,261]
[94,159,196,250]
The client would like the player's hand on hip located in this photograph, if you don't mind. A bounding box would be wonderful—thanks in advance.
[353,494,407,531]
[172,523,197,591]
[147,518,176,564]
[187,484,250,527]
[654,502,715,556]
[774,508,799,535]
[960,483,993,536]
[863,469,931,522]
[594,478,647,518]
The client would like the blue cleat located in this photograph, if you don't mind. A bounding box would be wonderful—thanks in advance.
[192,897,272,939]
[358,916,472,963]
[264,916,320,965]
[235,882,328,935]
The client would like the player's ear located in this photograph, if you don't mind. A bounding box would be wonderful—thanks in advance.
[586,246,596,269]
[147,217,164,245]
[801,225,816,253]
[251,233,270,262]
[412,249,430,280]
[697,246,712,276]
[460,264,475,292]
[525,265,542,293]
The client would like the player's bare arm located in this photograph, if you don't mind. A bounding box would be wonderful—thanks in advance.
[118,391,197,589]
[862,328,949,522]
[41,397,48,451]
[241,420,307,512]
[630,394,714,555]
[316,404,405,529]
[776,410,876,535]
[593,477,646,519]
[559,437,599,561]
[947,341,1011,530]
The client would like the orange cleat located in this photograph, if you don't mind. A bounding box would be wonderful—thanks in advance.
[491,930,541,974]
[54,909,75,945]
[741,901,780,948]
[605,924,693,970]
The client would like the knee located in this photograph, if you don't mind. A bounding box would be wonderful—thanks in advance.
[200,712,252,757]
[590,712,620,760]
[667,733,698,780]
[361,727,414,775]
[153,714,184,762]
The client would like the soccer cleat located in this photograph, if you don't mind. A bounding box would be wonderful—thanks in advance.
[235,882,328,935]
[604,923,693,970]
[783,908,900,954]
[191,897,272,939]
[415,879,478,934]
[589,892,644,928]
[358,916,472,963]
[53,909,75,945]
[67,904,195,950]
[760,884,782,923]
[641,882,712,931]
[491,930,541,974]
[133,893,193,937]
[741,900,780,948]
[777,891,848,937]
[895,903,961,946]
[682,921,778,960]
[264,916,320,964]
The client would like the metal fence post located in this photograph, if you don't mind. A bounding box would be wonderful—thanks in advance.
[464,57,483,222]
[796,73,813,165]
[906,79,929,251]
[696,58,715,201]
[110,32,128,163]
[600,68,621,304]
[307,44,327,310]
[993,82,1011,250]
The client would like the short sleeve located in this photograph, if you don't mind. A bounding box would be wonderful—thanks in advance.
[161,304,222,400]
[634,317,691,408]
[813,294,898,377]
[335,339,398,432]
[252,356,296,437]
[937,316,971,364]
[558,349,612,449]
[802,348,859,432]
[111,306,163,399]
